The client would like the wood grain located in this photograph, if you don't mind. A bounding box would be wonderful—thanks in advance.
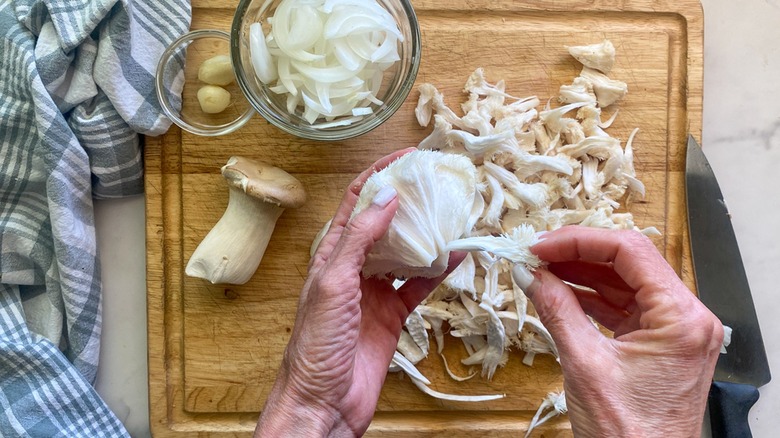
[146,0,703,435]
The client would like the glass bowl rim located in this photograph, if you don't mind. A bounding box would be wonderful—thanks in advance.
[156,29,255,137]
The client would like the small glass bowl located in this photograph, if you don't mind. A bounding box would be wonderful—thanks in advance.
[231,0,421,141]
[156,29,255,136]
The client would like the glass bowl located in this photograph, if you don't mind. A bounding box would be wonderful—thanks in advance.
[156,29,255,136]
[231,0,421,141]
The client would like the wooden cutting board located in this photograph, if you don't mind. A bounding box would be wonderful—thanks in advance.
[145,0,702,435]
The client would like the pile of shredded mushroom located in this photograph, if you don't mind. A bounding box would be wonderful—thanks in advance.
[389,40,659,433]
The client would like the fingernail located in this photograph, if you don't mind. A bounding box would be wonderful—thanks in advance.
[512,264,540,297]
[535,230,548,240]
[372,185,397,207]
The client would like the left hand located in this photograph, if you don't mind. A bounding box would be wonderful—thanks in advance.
[255,148,464,437]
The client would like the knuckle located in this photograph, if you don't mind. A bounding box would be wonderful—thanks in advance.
[344,222,374,247]
[674,308,723,353]
[308,253,328,270]
[534,288,567,325]
[345,210,375,234]
[619,229,655,250]
[345,211,385,245]
[710,319,726,351]
[617,228,671,276]
[345,214,368,233]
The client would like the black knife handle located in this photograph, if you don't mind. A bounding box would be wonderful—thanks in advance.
[708,380,760,438]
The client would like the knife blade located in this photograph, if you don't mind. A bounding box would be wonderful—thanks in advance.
[685,135,771,438]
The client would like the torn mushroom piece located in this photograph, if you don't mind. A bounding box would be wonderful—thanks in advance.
[578,67,628,108]
[566,40,616,74]
[186,157,306,284]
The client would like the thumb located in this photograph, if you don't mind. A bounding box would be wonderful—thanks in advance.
[513,266,602,358]
[328,185,398,271]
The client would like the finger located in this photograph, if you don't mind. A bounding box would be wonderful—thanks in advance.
[331,148,415,229]
[326,185,399,274]
[547,261,636,310]
[313,148,414,265]
[531,226,682,308]
[519,268,603,358]
[396,251,467,314]
[570,287,631,332]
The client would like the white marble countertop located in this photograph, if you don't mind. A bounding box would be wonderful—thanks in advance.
[92,1,780,435]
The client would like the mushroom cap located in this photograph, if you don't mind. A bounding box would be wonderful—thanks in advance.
[221,156,307,209]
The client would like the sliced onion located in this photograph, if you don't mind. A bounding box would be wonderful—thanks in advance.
[311,115,364,128]
[371,34,397,62]
[249,23,278,83]
[354,90,383,105]
[287,6,323,49]
[368,69,383,95]
[332,38,362,71]
[375,59,397,69]
[322,0,393,18]
[335,76,365,89]
[303,104,319,123]
[286,92,300,114]
[324,9,402,41]
[329,81,363,99]
[292,59,360,83]
[346,32,378,60]
[315,81,332,113]
[277,57,298,96]
[267,46,284,57]
[269,84,288,94]
[251,0,403,126]
[352,107,373,116]
[271,0,325,62]
[302,91,357,116]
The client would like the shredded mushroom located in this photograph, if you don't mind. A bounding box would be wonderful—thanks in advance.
[525,391,568,437]
[308,41,654,419]
[378,41,658,414]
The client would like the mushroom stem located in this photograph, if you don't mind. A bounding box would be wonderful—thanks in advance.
[186,187,283,284]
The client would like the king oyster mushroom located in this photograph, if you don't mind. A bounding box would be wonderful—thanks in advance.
[186,156,306,284]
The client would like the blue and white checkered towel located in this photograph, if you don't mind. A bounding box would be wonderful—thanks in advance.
[1,0,190,435]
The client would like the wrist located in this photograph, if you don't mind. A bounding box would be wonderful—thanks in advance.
[255,371,337,437]
[566,391,703,438]
[255,397,332,437]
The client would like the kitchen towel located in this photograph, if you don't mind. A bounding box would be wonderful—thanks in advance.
[0,0,190,435]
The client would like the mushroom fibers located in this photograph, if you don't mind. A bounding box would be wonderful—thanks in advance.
[352,150,478,279]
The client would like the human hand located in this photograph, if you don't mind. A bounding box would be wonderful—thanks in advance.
[513,226,723,437]
[255,149,463,437]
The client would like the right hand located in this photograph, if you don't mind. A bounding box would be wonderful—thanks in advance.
[523,226,724,437]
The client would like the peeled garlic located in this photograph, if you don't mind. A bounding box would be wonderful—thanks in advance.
[198,55,235,86]
[197,85,231,114]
